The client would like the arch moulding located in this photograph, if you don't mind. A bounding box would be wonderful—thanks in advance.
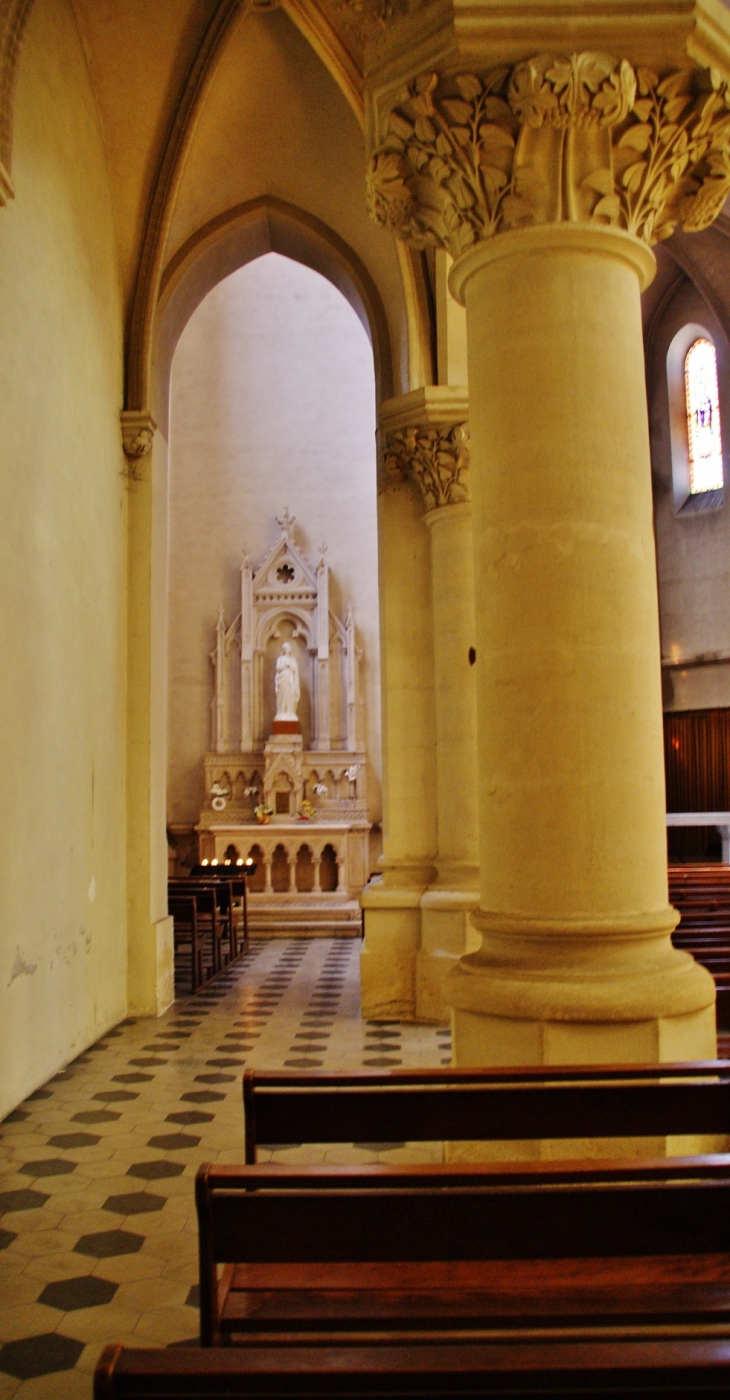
[0,0,35,204]
[154,195,395,422]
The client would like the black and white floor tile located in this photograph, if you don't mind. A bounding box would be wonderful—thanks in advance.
[0,937,450,1398]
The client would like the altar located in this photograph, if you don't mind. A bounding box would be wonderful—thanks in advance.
[195,512,369,935]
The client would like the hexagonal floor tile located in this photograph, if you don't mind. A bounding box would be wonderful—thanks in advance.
[103,1191,166,1215]
[112,1073,154,1084]
[147,1134,200,1152]
[165,1112,213,1126]
[185,1284,200,1308]
[38,1273,118,1311]
[128,1058,167,1067]
[127,1162,185,1181]
[0,1188,49,1213]
[93,1091,138,1103]
[0,1229,17,1250]
[0,1332,84,1379]
[47,1133,100,1149]
[194,1074,234,1085]
[19,1159,77,1178]
[74,1229,144,1258]
[72,1110,121,1124]
[180,1091,225,1104]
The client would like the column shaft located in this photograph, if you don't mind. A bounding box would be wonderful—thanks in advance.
[360,479,437,1020]
[445,227,715,1066]
[418,502,479,1021]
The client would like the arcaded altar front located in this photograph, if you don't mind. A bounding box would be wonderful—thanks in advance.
[196,512,369,933]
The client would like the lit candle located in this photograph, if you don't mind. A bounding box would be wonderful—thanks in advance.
[202,859,209,866]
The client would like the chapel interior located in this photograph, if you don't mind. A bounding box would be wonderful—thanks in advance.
[5,0,730,1394]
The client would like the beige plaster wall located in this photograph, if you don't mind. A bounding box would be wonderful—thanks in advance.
[648,277,730,711]
[0,0,127,1117]
[167,252,380,827]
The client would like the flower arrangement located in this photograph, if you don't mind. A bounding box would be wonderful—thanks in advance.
[254,803,273,825]
[297,799,315,822]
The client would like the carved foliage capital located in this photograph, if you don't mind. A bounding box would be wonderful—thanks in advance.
[367,55,730,258]
[380,421,470,509]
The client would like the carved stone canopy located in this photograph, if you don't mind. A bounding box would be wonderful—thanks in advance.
[367,55,730,262]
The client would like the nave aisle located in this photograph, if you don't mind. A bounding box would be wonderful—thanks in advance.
[0,939,449,1399]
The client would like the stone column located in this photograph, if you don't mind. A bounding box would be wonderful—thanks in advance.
[121,411,174,1017]
[379,389,480,1023]
[366,41,730,1064]
[360,456,437,1020]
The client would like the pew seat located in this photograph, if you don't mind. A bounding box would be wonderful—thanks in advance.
[95,1337,730,1398]
[195,1160,730,1346]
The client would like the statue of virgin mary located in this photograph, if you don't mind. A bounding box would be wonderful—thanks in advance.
[274,642,300,720]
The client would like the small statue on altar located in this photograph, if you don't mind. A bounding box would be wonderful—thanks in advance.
[274,642,300,720]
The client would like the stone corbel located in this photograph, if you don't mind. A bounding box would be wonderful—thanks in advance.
[378,385,470,510]
[120,410,157,479]
[0,158,13,206]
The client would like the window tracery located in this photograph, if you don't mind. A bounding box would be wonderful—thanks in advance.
[685,337,724,495]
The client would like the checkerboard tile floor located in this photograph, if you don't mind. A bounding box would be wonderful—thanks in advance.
[0,937,450,1397]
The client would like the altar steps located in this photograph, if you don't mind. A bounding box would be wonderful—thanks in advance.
[247,900,362,938]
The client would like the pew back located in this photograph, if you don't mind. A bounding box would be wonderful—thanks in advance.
[242,1063,730,1161]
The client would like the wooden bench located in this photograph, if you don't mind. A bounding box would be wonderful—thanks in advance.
[169,875,248,991]
[242,1062,730,1162]
[194,1159,730,1346]
[94,1336,730,1398]
[670,864,730,1028]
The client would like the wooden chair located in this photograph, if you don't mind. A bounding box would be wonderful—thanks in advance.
[242,1061,730,1162]
[94,1336,730,1398]
[169,894,208,993]
[194,1159,730,1347]
[169,880,226,977]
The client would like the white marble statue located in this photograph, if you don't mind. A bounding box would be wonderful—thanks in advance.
[274,642,300,720]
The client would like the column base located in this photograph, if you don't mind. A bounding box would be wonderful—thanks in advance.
[416,888,480,1025]
[360,871,432,1020]
[444,913,719,1160]
[445,911,717,1067]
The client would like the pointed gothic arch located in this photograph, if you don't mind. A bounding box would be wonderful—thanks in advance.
[154,196,394,425]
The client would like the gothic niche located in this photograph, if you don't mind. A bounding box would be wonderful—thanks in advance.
[196,511,369,934]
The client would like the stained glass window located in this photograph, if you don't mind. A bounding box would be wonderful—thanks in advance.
[685,337,724,494]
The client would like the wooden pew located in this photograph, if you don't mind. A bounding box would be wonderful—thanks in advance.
[194,1159,730,1346]
[94,1336,730,1398]
[670,864,730,1028]
[242,1062,730,1162]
